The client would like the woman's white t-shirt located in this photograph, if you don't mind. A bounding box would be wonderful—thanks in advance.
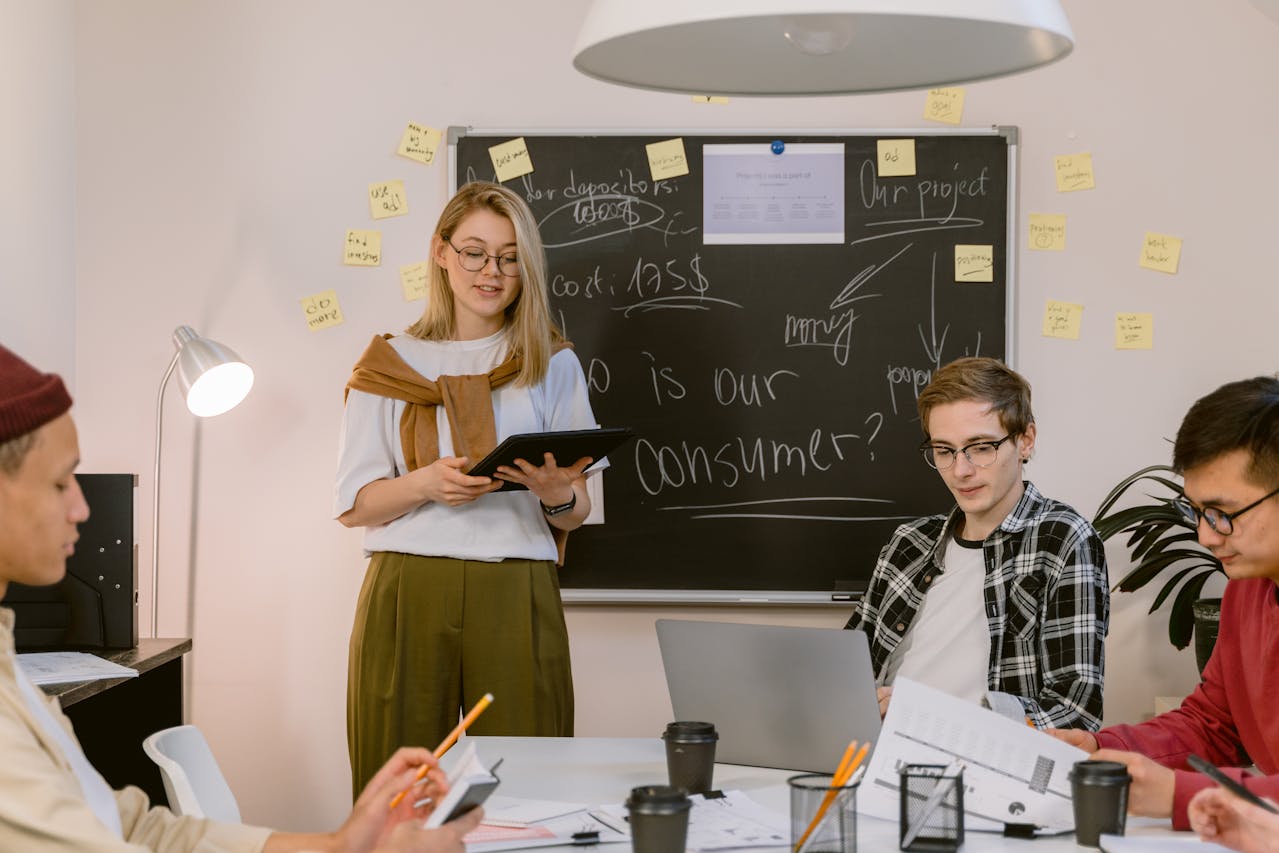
[334,331,601,562]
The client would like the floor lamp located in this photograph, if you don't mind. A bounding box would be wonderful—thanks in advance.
[152,325,254,638]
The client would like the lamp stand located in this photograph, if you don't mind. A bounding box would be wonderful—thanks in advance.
[152,347,182,638]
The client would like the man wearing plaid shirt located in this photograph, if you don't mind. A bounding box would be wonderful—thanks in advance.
[847,357,1109,730]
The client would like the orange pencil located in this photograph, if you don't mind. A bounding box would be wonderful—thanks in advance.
[794,741,870,852]
[388,692,494,810]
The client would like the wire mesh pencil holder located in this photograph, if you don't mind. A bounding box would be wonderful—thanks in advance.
[899,764,964,852]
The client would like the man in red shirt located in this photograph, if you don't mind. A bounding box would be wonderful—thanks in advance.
[1051,376,1279,831]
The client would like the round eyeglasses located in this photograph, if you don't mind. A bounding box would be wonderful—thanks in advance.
[446,239,520,277]
[1172,484,1279,536]
[921,434,1013,471]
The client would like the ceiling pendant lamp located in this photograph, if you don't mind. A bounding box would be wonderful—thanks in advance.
[573,0,1075,96]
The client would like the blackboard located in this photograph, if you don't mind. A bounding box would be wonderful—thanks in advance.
[450,128,1016,602]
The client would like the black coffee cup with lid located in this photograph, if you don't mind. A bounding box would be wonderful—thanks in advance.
[626,784,692,853]
[662,721,718,795]
[1069,760,1132,847]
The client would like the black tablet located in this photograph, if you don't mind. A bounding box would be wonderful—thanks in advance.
[466,427,634,491]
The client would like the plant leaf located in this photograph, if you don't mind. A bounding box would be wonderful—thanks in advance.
[1168,573,1212,650]
[1149,565,1200,612]
[1115,551,1217,592]
[1094,465,1178,518]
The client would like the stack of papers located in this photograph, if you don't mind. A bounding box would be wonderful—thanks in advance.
[17,652,138,686]
[465,790,788,852]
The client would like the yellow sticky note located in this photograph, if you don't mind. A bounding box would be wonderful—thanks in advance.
[369,180,408,220]
[691,95,730,104]
[1028,214,1067,251]
[877,139,917,177]
[489,137,534,183]
[1115,313,1154,350]
[396,123,442,165]
[1054,153,1096,192]
[923,88,965,124]
[646,138,689,181]
[1139,232,1182,274]
[300,289,344,332]
[1043,300,1083,340]
[954,245,994,282]
[400,261,429,301]
[344,229,381,266]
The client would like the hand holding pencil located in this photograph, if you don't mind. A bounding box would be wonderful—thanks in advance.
[387,693,494,810]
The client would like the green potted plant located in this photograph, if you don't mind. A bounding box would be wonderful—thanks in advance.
[1093,464,1225,672]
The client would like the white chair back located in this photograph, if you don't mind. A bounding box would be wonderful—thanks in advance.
[141,724,241,823]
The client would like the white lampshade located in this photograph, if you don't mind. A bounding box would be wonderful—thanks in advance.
[171,326,254,417]
[573,0,1075,96]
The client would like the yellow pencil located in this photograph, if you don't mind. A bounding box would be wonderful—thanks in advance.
[388,693,494,810]
[794,741,870,852]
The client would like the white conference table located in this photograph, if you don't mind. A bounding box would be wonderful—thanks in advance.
[457,736,1192,852]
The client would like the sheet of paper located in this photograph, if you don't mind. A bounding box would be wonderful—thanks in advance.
[466,810,627,852]
[877,138,917,177]
[1028,214,1067,251]
[300,289,344,332]
[344,229,381,266]
[480,794,591,827]
[858,677,1086,832]
[17,652,138,685]
[1116,312,1154,349]
[397,122,442,165]
[923,87,965,124]
[954,244,994,282]
[703,143,845,244]
[646,137,690,181]
[489,137,534,183]
[369,180,408,220]
[1100,834,1233,852]
[597,790,788,851]
[1139,232,1182,273]
[1043,300,1083,340]
[1055,152,1096,191]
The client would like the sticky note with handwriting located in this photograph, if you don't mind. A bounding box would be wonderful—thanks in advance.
[954,245,994,282]
[1028,214,1067,251]
[489,137,534,182]
[1139,232,1182,274]
[344,229,382,266]
[301,289,344,332]
[1115,313,1154,350]
[369,180,408,220]
[397,123,442,165]
[400,261,429,301]
[876,139,917,177]
[692,95,730,104]
[1043,300,1083,340]
[923,88,965,124]
[1054,153,1095,192]
[646,138,689,181]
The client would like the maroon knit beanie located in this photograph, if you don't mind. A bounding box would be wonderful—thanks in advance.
[0,344,73,444]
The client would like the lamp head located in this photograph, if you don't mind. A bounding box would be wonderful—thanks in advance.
[573,0,1075,96]
[171,326,254,417]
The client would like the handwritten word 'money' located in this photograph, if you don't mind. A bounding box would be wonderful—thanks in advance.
[785,308,856,366]
[859,160,990,222]
[634,428,863,495]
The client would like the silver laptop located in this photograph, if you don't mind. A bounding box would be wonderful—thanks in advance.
[656,619,881,774]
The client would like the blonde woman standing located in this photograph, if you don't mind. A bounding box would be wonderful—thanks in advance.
[336,182,598,796]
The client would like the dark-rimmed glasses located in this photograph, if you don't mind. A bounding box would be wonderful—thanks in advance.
[446,239,520,277]
[1173,484,1279,536]
[921,434,1013,471]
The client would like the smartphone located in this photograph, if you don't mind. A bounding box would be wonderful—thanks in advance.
[439,777,500,824]
[1187,754,1279,814]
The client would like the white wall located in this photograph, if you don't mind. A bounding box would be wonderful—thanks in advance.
[46,0,1279,831]
[0,0,76,385]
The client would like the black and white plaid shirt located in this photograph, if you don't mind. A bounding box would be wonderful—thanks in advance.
[848,481,1109,730]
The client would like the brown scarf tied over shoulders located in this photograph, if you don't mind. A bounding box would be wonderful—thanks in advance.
[344,334,575,561]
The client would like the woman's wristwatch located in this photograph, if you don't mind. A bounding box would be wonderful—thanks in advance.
[540,491,577,517]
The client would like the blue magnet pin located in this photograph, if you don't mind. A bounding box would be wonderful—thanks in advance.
[771,139,785,155]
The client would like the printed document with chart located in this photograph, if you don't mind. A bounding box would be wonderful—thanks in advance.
[858,677,1087,832]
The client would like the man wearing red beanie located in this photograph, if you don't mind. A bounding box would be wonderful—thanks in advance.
[0,344,479,851]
